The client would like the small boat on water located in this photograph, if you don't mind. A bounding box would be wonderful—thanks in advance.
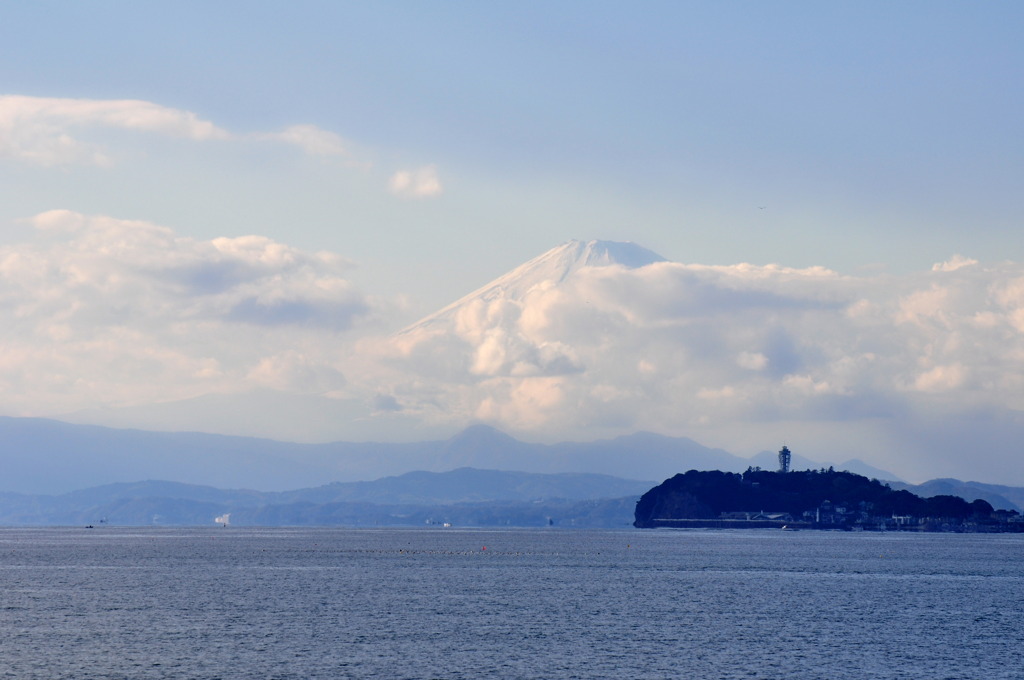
[781,525,799,531]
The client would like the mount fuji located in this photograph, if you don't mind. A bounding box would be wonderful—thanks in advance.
[400,239,667,336]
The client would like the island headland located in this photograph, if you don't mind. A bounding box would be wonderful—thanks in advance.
[635,452,1023,532]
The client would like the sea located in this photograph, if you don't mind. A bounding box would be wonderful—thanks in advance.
[1,527,1021,680]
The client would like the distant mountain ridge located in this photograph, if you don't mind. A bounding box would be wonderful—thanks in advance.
[273,467,653,505]
[0,417,750,494]
[0,468,652,528]
[888,479,1024,513]
[5,415,1011,512]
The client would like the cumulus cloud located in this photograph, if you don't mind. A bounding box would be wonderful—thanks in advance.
[913,363,967,392]
[932,254,978,272]
[247,350,348,393]
[0,210,369,414]
[389,165,443,198]
[737,351,769,371]
[373,247,1024,475]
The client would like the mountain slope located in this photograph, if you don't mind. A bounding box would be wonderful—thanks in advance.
[271,467,653,505]
[399,239,666,336]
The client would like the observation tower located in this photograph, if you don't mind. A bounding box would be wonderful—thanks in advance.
[778,445,791,474]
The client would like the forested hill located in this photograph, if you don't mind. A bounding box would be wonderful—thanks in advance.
[634,469,998,528]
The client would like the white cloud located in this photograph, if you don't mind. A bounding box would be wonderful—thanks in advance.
[389,165,443,198]
[737,351,768,371]
[0,210,369,414]
[0,95,229,166]
[913,363,967,392]
[261,124,347,156]
[26,209,87,233]
[698,386,737,400]
[932,254,978,272]
[247,350,348,393]
[1,94,442,199]
[896,285,950,327]
[373,255,1024,461]
[0,95,361,167]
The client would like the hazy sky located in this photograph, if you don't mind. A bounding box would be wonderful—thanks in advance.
[3,2,1024,483]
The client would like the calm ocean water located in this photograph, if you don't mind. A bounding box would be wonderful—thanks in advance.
[1,527,1021,679]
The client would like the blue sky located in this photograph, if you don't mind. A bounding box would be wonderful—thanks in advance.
[2,2,1024,483]
[5,2,1022,305]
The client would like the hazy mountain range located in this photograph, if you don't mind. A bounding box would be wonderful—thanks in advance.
[0,468,651,528]
[2,415,1022,527]
[1,415,892,495]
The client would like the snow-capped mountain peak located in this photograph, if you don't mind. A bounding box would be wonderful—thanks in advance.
[538,239,667,277]
[400,240,666,335]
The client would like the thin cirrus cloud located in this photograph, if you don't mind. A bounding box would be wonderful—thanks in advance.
[0,95,356,166]
[257,124,348,157]
[0,95,231,166]
[0,209,368,414]
[1,94,446,195]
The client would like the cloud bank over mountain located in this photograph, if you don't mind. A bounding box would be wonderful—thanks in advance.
[3,222,1024,483]
[375,241,1024,482]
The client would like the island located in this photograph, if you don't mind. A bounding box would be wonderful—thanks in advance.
[634,463,1024,532]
